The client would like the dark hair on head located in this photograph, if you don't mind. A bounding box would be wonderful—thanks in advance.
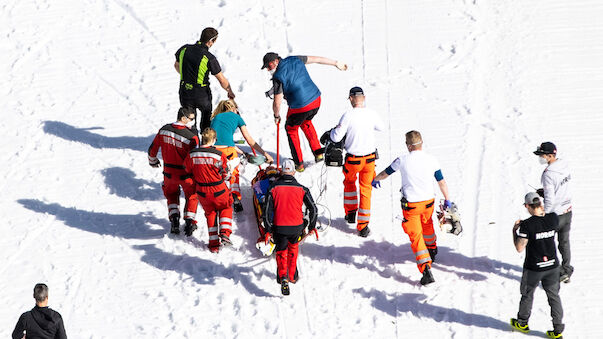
[177,107,196,120]
[33,283,48,303]
[200,27,218,44]
[527,198,542,209]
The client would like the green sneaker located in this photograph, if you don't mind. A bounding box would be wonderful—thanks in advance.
[546,330,563,339]
[510,318,529,333]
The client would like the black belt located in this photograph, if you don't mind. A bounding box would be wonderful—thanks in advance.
[163,172,192,180]
[346,152,376,164]
[197,189,226,198]
[195,179,224,187]
[164,163,185,170]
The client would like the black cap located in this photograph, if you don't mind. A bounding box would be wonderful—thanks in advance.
[261,52,280,69]
[349,86,364,96]
[534,142,557,155]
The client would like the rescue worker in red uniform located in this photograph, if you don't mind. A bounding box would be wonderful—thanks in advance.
[263,159,317,295]
[184,128,234,252]
[148,107,199,234]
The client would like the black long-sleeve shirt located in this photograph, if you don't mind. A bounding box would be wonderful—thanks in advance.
[12,306,67,339]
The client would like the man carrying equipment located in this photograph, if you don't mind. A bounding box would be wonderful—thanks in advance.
[510,192,564,339]
[263,159,317,295]
[534,142,574,283]
[175,27,235,132]
[262,52,347,171]
[148,107,200,235]
[373,130,452,285]
[322,86,384,237]
[184,128,233,252]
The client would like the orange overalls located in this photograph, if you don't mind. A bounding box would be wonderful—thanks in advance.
[343,152,376,231]
[215,146,241,200]
[402,199,437,273]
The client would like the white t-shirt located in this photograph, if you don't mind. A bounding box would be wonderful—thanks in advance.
[330,106,385,156]
[389,150,442,202]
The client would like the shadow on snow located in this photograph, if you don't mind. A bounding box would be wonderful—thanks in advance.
[43,120,153,152]
[102,167,163,201]
[133,244,272,298]
[18,199,165,240]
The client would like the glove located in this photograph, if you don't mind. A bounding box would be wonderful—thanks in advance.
[444,200,452,209]
[149,160,161,168]
[335,61,348,71]
[264,232,272,245]
[371,180,381,189]
[308,223,316,232]
[320,130,332,145]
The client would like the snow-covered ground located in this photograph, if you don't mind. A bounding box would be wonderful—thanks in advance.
[2,0,603,337]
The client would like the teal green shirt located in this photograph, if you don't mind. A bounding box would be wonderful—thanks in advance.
[211,111,246,146]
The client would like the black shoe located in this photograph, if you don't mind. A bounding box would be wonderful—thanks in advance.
[546,330,563,339]
[428,247,438,262]
[358,225,371,237]
[184,219,197,237]
[345,210,357,224]
[232,194,243,212]
[281,278,290,295]
[169,215,180,235]
[420,266,435,285]
[220,234,233,247]
[510,318,530,333]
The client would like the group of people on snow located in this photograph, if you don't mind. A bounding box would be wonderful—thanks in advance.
[148,27,575,335]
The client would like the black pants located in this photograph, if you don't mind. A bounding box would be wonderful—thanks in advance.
[557,211,573,277]
[179,86,212,132]
[517,267,564,333]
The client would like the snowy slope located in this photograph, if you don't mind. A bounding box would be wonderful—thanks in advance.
[2,0,603,338]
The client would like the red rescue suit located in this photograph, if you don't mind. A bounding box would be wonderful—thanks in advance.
[184,146,233,250]
[148,123,199,221]
[263,174,317,282]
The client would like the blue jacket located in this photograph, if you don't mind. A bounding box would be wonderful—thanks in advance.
[273,56,321,109]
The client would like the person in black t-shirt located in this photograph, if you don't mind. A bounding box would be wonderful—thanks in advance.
[12,283,67,339]
[175,27,235,132]
[510,192,564,338]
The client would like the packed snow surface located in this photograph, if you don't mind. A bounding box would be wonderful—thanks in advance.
[2,0,603,338]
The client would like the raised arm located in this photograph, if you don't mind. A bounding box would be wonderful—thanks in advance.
[305,56,347,70]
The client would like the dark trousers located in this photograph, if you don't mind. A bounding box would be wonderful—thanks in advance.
[518,267,564,333]
[179,86,212,132]
[557,211,573,277]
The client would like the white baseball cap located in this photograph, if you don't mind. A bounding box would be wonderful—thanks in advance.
[281,159,296,173]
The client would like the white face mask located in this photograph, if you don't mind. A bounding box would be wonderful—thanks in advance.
[185,119,195,129]
[539,156,548,165]
[269,68,276,76]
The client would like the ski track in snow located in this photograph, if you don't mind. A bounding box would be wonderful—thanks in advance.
[2,0,603,338]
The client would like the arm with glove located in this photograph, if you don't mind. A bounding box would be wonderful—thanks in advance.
[148,134,161,168]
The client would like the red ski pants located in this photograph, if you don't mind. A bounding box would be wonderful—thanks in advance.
[401,199,436,273]
[198,188,233,248]
[274,232,301,281]
[162,175,198,220]
[285,107,322,166]
[343,153,376,231]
